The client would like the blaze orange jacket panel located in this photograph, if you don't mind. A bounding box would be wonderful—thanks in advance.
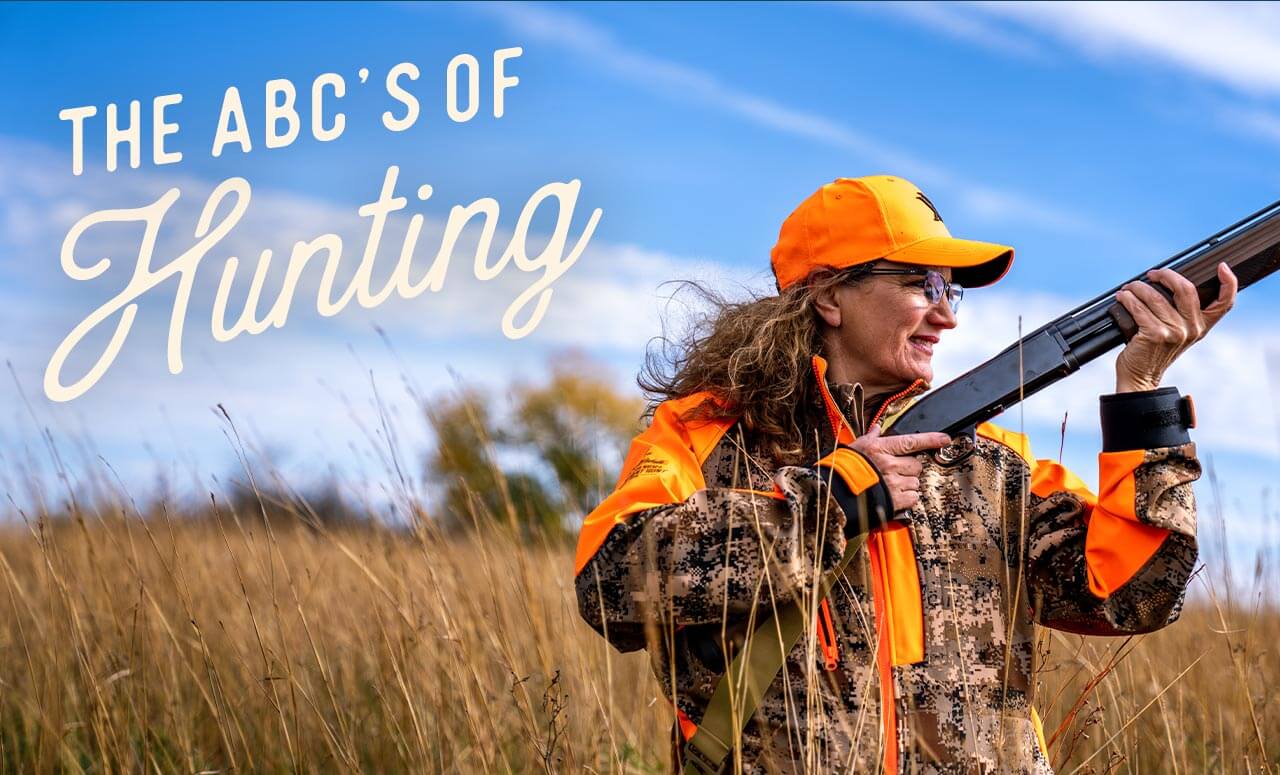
[574,392,734,576]
[978,424,1177,600]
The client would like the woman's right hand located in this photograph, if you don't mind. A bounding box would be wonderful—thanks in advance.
[849,425,950,512]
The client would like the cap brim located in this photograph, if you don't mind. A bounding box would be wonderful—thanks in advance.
[881,236,1014,288]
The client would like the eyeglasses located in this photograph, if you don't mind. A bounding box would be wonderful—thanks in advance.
[860,268,964,314]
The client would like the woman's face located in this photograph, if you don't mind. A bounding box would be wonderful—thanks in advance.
[820,262,959,394]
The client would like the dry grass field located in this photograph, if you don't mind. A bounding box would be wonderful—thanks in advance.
[0,508,666,774]
[0,490,1275,774]
[0,368,1275,773]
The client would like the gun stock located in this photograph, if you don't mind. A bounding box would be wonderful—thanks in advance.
[886,199,1280,441]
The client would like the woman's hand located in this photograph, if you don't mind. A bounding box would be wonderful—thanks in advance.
[1114,263,1238,393]
[849,425,950,512]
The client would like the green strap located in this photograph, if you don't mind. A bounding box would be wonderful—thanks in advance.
[681,534,867,775]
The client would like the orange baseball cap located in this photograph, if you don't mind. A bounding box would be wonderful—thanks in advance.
[770,175,1013,291]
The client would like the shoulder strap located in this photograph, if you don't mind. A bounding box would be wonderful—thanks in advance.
[681,534,868,775]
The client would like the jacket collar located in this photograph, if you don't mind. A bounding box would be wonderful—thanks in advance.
[810,354,928,446]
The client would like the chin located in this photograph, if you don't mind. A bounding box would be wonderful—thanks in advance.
[883,351,931,390]
[904,361,932,386]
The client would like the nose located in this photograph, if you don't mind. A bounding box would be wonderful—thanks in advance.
[927,297,959,330]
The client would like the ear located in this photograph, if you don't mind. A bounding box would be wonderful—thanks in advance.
[812,284,843,328]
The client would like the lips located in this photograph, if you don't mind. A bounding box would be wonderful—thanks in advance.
[909,335,938,355]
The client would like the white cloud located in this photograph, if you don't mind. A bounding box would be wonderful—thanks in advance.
[872,2,1280,170]
[851,2,1047,62]
[873,2,1280,100]
[1218,105,1280,147]
[973,2,1280,98]
[466,3,935,174]
[459,2,1097,237]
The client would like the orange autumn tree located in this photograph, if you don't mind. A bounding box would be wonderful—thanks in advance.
[424,352,643,535]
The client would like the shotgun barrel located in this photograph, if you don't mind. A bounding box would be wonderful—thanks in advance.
[886,199,1280,440]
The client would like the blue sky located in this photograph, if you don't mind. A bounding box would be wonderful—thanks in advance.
[1,2,1278,583]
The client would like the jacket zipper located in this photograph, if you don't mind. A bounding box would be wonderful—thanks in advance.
[811,359,848,678]
[812,359,853,443]
[817,599,839,671]
[812,357,922,774]
[869,379,925,431]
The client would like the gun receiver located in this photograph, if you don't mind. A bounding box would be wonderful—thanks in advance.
[887,199,1280,439]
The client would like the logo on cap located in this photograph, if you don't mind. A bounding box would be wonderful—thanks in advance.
[916,192,944,223]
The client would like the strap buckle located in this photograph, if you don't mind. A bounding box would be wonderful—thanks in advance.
[682,732,730,775]
[1180,394,1196,429]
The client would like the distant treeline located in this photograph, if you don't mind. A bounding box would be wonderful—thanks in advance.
[168,352,645,537]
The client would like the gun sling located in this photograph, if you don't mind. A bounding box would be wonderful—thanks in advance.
[681,533,869,775]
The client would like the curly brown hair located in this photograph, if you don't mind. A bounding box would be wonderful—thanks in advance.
[638,264,873,467]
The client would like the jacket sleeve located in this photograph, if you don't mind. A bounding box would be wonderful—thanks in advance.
[574,397,889,653]
[1024,388,1201,635]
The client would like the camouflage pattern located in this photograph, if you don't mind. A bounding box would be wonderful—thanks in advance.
[576,378,1200,774]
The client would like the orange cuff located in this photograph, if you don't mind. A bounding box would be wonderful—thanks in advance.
[815,447,881,494]
[1084,449,1170,598]
[815,448,892,538]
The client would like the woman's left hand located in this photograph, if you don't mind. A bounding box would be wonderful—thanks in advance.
[1114,262,1238,393]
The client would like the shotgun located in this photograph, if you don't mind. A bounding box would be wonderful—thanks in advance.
[885,199,1280,455]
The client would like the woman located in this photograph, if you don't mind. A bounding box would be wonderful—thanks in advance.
[574,176,1236,773]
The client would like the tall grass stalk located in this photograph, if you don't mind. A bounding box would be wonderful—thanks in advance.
[0,413,1276,773]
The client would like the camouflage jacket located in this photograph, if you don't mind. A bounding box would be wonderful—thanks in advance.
[574,355,1200,774]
